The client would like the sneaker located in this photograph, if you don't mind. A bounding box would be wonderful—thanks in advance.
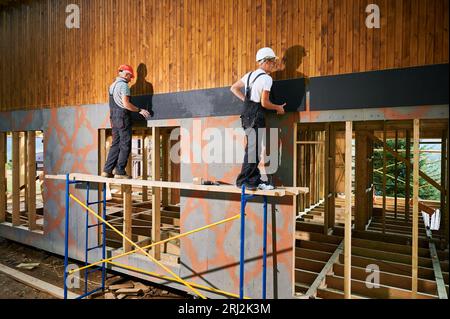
[101,172,114,178]
[114,174,132,179]
[257,183,275,190]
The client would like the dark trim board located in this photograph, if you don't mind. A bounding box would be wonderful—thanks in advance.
[129,64,449,122]
[309,63,449,111]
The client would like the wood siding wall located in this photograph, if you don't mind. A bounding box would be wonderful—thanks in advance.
[0,0,448,111]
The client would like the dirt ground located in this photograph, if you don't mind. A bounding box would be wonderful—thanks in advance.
[0,237,189,299]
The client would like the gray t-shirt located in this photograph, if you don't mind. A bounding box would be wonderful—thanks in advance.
[109,77,131,109]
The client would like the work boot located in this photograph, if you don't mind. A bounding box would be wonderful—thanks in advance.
[114,174,132,179]
[101,172,114,178]
[257,183,275,190]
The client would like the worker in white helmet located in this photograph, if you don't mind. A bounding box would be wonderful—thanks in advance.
[230,47,286,190]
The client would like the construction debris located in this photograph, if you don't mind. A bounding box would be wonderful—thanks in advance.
[108,281,134,290]
[16,263,40,270]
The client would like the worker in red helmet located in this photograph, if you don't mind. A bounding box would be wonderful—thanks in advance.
[102,64,151,179]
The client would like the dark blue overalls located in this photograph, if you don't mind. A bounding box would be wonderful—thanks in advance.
[103,81,132,176]
[235,72,267,188]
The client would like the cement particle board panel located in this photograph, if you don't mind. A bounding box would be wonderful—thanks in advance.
[310,64,449,111]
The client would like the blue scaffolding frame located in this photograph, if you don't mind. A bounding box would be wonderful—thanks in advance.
[63,174,107,299]
[63,174,270,299]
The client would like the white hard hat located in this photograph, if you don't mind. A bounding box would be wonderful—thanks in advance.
[256,47,278,62]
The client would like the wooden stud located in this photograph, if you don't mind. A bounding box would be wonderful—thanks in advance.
[329,125,336,230]
[161,130,169,207]
[12,132,20,226]
[344,121,352,299]
[122,150,133,253]
[412,119,420,298]
[142,133,148,202]
[0,132,5,223]
[367,132,374,221]
[292,121,298,297]
[310,132,316,206]
[440,129,447,245]
[355,131,368,230]
[382,123,387,233]
[20,132,27,212]
[446,127,449,247]
[320,131,325,201]
[394,130,398,219]
[27,131,36,230]
[293,122,298,217]
[405,129,411,221]
[151,126,161,260]
[299,130,305,213]
[324,124,330,234]
[305,130,311,209]
[122,184,132,253]
[98,128,106,243]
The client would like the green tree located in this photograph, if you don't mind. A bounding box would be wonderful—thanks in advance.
[373,139,441,201]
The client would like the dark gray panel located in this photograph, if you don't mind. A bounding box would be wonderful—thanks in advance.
[309,63,449,110]
[128,64,447,123]
[129,77,306,123]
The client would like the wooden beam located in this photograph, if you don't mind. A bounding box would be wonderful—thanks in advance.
[367,134,374,221]
[305,241,343,298]
[122,184,132,253]
[355,131,369,230]
[161,131,169,207]
[0,132,5,223]
[142,133,148,202]
[344,121,352,299]
[98,129,106,243]
[405,129,411,221]
[412,119,420,298]
[440,130,447,237]
[324,124,331,234]
[446,127,449,247]
[27,131,36,230]
[394,130,398,219]
[305,130,311,209]
[319,131,325,201]
[151,126,161,260]
[12,132,20,226]
[20,133,27,212]
[329,126,336,230]
[293,122,298,216]
[0,263,80,299]
[382,123,387,233]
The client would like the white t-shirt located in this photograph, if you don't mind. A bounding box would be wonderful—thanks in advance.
[240,69,273,103]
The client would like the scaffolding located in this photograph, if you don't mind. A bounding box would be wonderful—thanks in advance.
[54,173,307,299]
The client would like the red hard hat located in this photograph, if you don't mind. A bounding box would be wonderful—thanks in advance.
[118,64,135,78]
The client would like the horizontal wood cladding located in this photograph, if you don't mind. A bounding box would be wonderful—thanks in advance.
[0,0,448,111]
